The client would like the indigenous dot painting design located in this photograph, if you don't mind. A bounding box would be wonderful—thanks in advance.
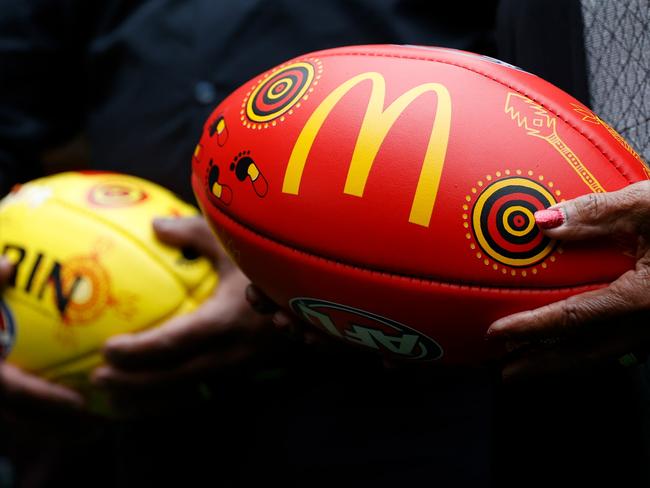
[209,115,229,147]
[242,58,322,129]
[87,182,148,208]
[56,246,137,328]
[463,170,565,276]
[60,254,113,324]
[570,102,650,176]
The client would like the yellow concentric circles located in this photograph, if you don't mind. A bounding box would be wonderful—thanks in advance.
[88,182,148,208]
[246,61,315,123]
[472,177,556,267]
[502,206,535,237]
[266,78,293,101]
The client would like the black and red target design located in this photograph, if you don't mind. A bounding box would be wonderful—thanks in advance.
[245,62,315,123]
[472,177,557,267]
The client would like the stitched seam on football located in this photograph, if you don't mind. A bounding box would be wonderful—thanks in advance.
[307,50,636,184]
[208,198,611,293]
[35,297,190,377]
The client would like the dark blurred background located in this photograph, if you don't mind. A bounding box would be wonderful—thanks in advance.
[1,1,649,487]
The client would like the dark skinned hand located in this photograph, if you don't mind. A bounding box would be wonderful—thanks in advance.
[90,216,279,417]
[0,257,100,441]
[487,180,650,381]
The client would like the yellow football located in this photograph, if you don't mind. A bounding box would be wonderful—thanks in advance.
[0,172,217,401]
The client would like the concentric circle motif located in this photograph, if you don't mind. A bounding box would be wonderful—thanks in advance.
[60,255,112,324]
[87,182,148,207]
[471,176,557,268]
[242,59,322,129]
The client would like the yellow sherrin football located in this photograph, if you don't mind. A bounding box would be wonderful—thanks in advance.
[0,172,217,399]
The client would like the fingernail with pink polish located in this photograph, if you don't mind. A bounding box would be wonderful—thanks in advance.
[535,209,564,229]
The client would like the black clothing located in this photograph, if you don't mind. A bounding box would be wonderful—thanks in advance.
[0,0,498,200]
[496,0,590,106]
[2,1,649,486]
[496,1,650,486]
[0,1,500,486]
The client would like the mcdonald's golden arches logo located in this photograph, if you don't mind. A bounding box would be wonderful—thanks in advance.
[282,71,452,228]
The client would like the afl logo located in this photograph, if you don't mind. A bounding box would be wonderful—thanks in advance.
[290,298,443,361]
[87,182,148,208]
[0,300,16,359]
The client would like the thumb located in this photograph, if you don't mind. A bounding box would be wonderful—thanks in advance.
[153,216,221,261]
[0,256,13,286]
[534,181,650,240]
[99,308,216,370]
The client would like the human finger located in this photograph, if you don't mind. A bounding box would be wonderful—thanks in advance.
[0,256,14,286]
[91,346,251,389]
[153,216,222,263]
[100,304,234,370]
[245,284,279,315]
[535,180,650,239]
[486,269,644,341]
[0,363,86,411]
[500,315,650,382]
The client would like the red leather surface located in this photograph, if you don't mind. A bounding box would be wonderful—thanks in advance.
[192,45,648,363]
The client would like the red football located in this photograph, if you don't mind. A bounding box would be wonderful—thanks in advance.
[192,45,649,364]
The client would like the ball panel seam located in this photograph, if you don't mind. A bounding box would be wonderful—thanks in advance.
[207,197,612,293]
[36,294,192,377]
[304,49,637,185]
[50,196,205,293]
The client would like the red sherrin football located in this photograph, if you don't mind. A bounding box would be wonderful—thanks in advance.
[192,45,649,364]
